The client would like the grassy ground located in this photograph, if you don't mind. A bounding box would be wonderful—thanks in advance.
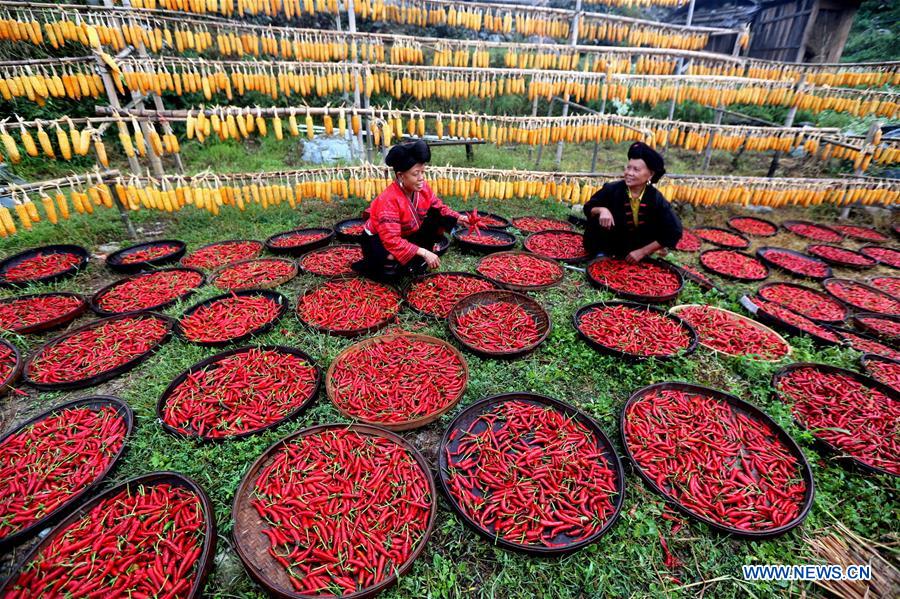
[0,196,897,599]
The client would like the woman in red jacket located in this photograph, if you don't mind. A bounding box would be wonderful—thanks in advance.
[353,140,469,280]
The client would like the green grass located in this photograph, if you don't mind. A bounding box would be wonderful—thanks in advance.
[0,199,897,599]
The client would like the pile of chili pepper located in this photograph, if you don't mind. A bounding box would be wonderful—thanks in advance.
[675,230,702,252]
[869,276,900,298]
[823,279,900,315]
[457,231,511,246]
[512,216,573,234]
[28,315,170,385]
[4,482,206,597]
[297,278,401,333]
[251,428,432,595]
[728,217,777,237]
[95,269,204,314]
[330,335,466,424]
[213,259,295,291]
[524,231,587,261]
[678,264,715,289]
[752,298,840,343]
[784,222,843,243]
[406,274,495,318]
[269,230,330,249]
[299,245,363,276]
[693,228,749,249]
[587,259,681,298]
[856,315,900,341]
[444,399,618,548]
[862,355,900,393]
[775,366,899,475]
[117,243,181,265]
[0,343,17,383]
[338,222,366,236]
[832,224,888,242]
[3,252,82,283]
[577,304,693,357]
[860,246,900,268]
[757,283,847,323]
[624,388,808,531]
[454,301,542,353]
[477,253,563,288]
[676,305,789,360]
[833,329,900,361]
[759,249,829,278]
[464,211,508,229]
[806,244,875,267]
[700,250,768,280]
[180,293,281,343]
[0,405,127,540]
[162,348,318,438]
[181,240,262,270]
[0,294,85,333]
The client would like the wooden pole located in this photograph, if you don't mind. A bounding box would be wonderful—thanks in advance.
[553,0,582,169]
[661,0,694,156]
[840,120,881,219]
[346,0,366,163]
[766,74,807,177]
[701,25,744,172]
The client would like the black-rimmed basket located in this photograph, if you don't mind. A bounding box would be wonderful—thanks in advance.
[176,289,288,347]
[669,304,792,363]
[0,396,134,552]
[452,227,517,254]
[727,216,779,238]
[297,244,364,278]
[828,324,900,358]
[475,251,565,292]
[782,220,845,243]
[402,271,497,319]
[771,363,899,478]
[833,224,888,243]
[699,249,770,282]
[621,381,815,538]
[447,290,551,359]
[0,244,89,288]
[859,244,900,270]
[157,345,321,442]
[851,313,900,342]
[462,211,511,230]
[0,292,88,334]
[437,392,625,555]
[23,313,175,391]
[822,277,900,316]
[859,352,900,392]
[0,337,22,397]
[0,472,217,597]
[89,267,207,316]
[523,230,589,264]
[231,424,437,599]
[264,228,335,256]
[180,239,264,270]
[674,265,720,292]
[805,244,876,270]
[585,257,684,303]
[295,277,401,338]
[756,247,831,281]
[693,227,751,249]
[573,301,699,361]
[511,216,575,234]
[106,239,186,273]
[209,258,298,291]
[743,296,842,347]
[756,281,849,324]
[334,218,367,243]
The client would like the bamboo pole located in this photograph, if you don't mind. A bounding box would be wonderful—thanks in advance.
[553,0,582,169]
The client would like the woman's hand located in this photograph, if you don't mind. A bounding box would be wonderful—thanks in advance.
[625,248,646,264]
[417,247,441,269]
[456,214,470,226]
[595,207,614,229]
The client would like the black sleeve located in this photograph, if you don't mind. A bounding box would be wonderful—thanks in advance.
[583,182,617,217]
[652,192,683,249]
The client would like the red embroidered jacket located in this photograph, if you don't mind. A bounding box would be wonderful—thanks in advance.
[363,180,459,264]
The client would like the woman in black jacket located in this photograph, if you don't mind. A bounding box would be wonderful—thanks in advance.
[583,142,683,263]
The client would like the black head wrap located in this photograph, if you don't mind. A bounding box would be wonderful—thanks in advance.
[385,140,431,173]
[627,141,666,184]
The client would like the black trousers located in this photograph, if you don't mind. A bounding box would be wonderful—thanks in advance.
[352,208,456,281]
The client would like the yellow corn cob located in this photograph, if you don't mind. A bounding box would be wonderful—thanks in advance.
[273,114,283,140]
[36,124,55,158]
[0,126,20,163]
[14,203,32,230]
[305,109,314,140]
[0,207,16,235]
[55,124,72,160]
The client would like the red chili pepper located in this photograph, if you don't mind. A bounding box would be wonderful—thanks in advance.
[578,304,692,357]
[0,405,127,540]
[406,274,495,318]
[823,279,900,315]
[5,482,206,596]
[700,250,767,280]
[728,217,777,237]
[330,335,465,424]
[760,249,829,278]
[445,400,617,548]
[213,259,295,291]
[464,211,507,229]
[856,315,900,341]
[831,224,888,242]
[0,294,85,332]
[676,305,789,360]
[96,269,204,314]
[524,231,587,261]
[833,329,900,361]
[269,230,330,249]
[338,222,366,236]
[751,298,840,343]
[784,222,843,243]
[0,344,17,383]
[675,229,702,252]
[859,245,900,268]
[3,252,81,283]
[677,264,714,288]
[806,244,875,267]
[775,366,899,475]
[587,259,681,298]
[180,293,280,343]
[454,301,541,353]
[870,277,900,298]
[862,355,900,393]
[511,216,574,234]
[692,228,749,249]
[299,245,363,276]
[458,231,509,246]
[181,240,262,270]
[297,278,400,333]
[162,348,318,438]
[117,243,181,265]
[28,315,170,384]
[477,253,563,287]
[624,387,809,531]
[251,429,432,595]
[756,283,847,322]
